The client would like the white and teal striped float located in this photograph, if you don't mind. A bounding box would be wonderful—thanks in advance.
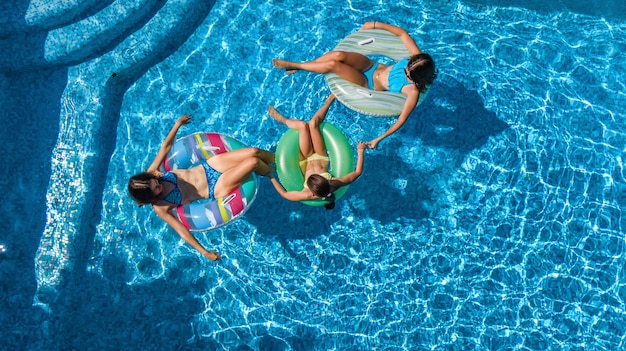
[326,29,420,117]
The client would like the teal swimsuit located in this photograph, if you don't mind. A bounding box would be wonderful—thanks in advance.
[363,62,379,89]
[387,58,410,93]
[362,58,410,92]
[160,163,221,204]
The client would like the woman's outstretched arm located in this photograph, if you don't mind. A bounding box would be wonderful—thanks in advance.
[366,87,419,149]
[147,115,191,172]
[332,141,366,186]
[269,175,317,202]
[360,21,422,56]
[153,205,221,260]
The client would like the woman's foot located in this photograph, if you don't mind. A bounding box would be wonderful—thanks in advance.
[256,163,275,177]
[268,106,287,124]
[310,110,326,126]
[272,59,298,74]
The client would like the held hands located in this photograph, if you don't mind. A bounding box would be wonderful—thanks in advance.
[364,138,380,149]
[357,141,367,152]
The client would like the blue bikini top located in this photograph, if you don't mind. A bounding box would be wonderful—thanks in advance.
[160,172,182,205]
[388,58,411,93]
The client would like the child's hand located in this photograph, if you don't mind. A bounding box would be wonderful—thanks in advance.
[177,115,192,125]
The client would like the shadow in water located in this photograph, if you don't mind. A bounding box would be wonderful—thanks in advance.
[343,151,435,224]
[406,79,509,159]
[35,253,319,350]
[45,254,220,350]
[0,0,67,341]
[246,180,342,264]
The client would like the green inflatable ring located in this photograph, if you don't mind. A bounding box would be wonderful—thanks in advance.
[275,122,355,206]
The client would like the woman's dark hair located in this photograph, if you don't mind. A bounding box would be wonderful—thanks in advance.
[406,53,437,93]
[307,174,336,210]
[128,172,158,207]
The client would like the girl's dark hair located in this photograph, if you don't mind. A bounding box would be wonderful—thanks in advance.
[307,174,336,210]
[128,172,158,207]
[323,196,336,210]
[406,53,437,93]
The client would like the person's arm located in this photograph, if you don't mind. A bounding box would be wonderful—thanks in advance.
[269,175,317,202]
[366,88,420,149]
[360,21,422,56]
[146,115,192,172]
[153,205,221,260]
[332,141,366,186]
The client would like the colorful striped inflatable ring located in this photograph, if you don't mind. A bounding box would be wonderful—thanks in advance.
[159,132,258,231]
[325,29,427,117]
[275,122,354,206]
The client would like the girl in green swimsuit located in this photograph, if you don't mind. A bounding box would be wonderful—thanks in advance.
[268,94,366,209]
[272,21,437,149]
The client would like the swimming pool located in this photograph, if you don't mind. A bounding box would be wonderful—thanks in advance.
[2,0,625,349]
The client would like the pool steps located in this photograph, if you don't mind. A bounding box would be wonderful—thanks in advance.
[24,0,116,31]
[44,0,167,66]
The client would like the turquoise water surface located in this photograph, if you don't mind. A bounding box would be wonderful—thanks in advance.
[2,0,625,350]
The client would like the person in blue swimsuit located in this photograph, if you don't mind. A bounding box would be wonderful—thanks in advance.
[267,95,366,210]
[128,115,275,260]
[272,21,437,149]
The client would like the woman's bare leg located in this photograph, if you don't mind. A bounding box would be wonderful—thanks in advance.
[273,51,372,70]
[208,148,274,174]
[213,157,269,198]
[273,51,374,86]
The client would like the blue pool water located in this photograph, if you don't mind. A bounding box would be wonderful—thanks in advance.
[2,0,625,350]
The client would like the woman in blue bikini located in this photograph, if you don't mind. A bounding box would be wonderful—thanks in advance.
[267,95,366,209]
[272,21,437,149]
[128,115,274,260]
